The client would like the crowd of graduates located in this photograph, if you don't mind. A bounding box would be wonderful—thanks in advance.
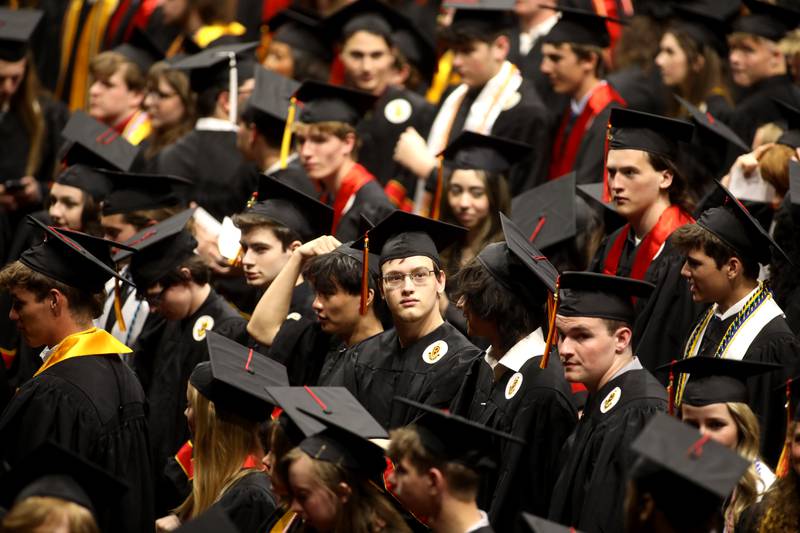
[4,0,800,532]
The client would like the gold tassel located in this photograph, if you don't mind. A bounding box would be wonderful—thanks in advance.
[431,155,444,220]
[279,97,297,170]
[360,233,370,316]
[114,277,127,332]
[540,275,560,369]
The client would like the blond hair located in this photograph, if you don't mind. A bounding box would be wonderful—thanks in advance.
[727,402,763,526]
[1,496,100,533]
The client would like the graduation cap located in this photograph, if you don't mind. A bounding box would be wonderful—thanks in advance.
[20,216,136,293]
[123,208,197,289]
[60,111,140,171]
[324,0,407,43]
[333,241,381,277]
[266,8,330,61]
[101,170,192,215]
[695,180,788,265]
[733,0,800,42]
[189,331,289,421]
[444,0,516,39]
[608,107,695,160]
[511,173,577,251]
[174,506,239,533]
[440,131,531,174]
[542,6,621,48]
[112,27,166,74]
[775,98,800,149]
[656,357,781,406]
[674,95,750,154]
[670,4,732,56]
[249,175,334,241]
[392,6,437,83]
[266,386,388,440]
[575,181,627,234]
[54,164,113,202]
[557,271,655,323]
[393,396,523,470]
[246,67,301,126]
[0,441,128,518]
[521,514,583,533]
[0,7,42,62]
[630,412,750,500]
[294,81,377,126]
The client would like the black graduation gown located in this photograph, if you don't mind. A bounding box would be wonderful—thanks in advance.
[333,180,394,243]
[590,229,705,377]
[450,353,577,532]
[607,65,668,116]
[548,368,667,533]
[132,289,246,513]
[211,471,278,533]
[727,74,800,148]
[342,322,481,429]
[269,158,316,196]
[267,316,339,386]
[0,354,155,533]
[156,129,254,221]
[567,102,619,185]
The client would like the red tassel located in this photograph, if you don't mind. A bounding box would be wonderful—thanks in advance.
[359,232,370,316]
[540,275,560,369]
[602,119,612,202]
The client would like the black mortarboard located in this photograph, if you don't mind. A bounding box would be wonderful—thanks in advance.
[0,442,128,518]
[393,396,523,469]
[671,4,732,56]
[675,95,750,154]
[266,386,388,439]
[440,131,531,174]
[54,164,113,201]
[61,111,140,171]
[542,6,617,48]
[246,67,301,125]
[657,357,780,406]
[250,175,333,241]
[123,208,197,288]
[630,413,750,500]
[174,506,239,533]
[294,81,377,126]
[608,108,695,160]
[113,27,166,74]
[0,8,42,62]
[696,180,788,265]
[324,0,405,42]
[521,514,583,533]
[733,0,800,42]
[333,241,381,276]
[21,216,135,292]
[511,173,577,251]
[353,210,467,267]
[296,407,388,479]
[189,331,288,421]
[267,8,330,61]
[101,170,192,215]
[476,213,558,301]
[445,0,516,39]
[557,271,654,323]
[172,42,258,93]
[775,98,800,149]
[576,181,627,233]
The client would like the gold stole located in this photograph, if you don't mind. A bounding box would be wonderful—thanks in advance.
[35,327,131,377]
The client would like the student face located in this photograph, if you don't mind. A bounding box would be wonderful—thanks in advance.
[380,256,445,325]
[101,213,139,243]
[791,423,800,477]
[514,0,544,19]
[144,281,193,321]
[447,170,490,230]
[680,248,731,304]
[389,456,437,518]
[341,30,394,96]
[297,130,355,181]
[655,32,689,87]
[161,0,188,25]
[0,56,26,110]
[556,315,625,390]
[144,78,186,130]
[88,68,143,126]
[48,183,86,231]
[540,43,595,95]
[264,41,295,79]
[288,454,342,532]
[8,287,52,348]
[312,286,364,336]
[451,38,506,88]
[606,149,672,222]
[681,403,739,450]
[240,227,295,288]
[729,36,778,88]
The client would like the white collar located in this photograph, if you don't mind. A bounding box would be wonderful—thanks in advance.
[714,285,760,321]
[484,328,545,373]
[196,117,239,132]
[519,13,560,54]
[570,80,606,116]
[264,153,298,174]
[464,510,491,533]
[610,356,643,381]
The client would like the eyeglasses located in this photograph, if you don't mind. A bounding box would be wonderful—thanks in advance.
[139,287,165,305]
[381,269,436,289]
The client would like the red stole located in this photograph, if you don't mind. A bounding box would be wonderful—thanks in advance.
[602,205,694,280]
[547,83,625,180]
[321,163,376,234]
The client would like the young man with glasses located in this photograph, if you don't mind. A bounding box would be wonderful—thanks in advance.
[339,210,482,429]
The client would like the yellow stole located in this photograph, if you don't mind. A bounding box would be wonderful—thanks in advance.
[192,22,246,49]
[34,327,131,378]
[269,510,298,533]
[122,109,152,146]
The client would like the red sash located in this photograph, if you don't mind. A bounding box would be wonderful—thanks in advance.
[323,163,376,234]
[602,205,694,280]
[384,179,414,212]
[547,84,625,180]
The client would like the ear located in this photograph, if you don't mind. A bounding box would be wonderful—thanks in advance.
[659,167,674,191]
[343,131,357,156]
[179,266,192,282]
[366,287,376,307]
[614,325,633,354]
[218,90,231,116]
[48,289,61,314]
[435,269,447,294]
[726,256,744,279]
[288,240,303,253]
[691,54,706,73]
[334,481,353,504]
[493,34,510,59]
[428,467,446,494]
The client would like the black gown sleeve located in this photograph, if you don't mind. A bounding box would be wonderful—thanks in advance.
[213,472,278,533]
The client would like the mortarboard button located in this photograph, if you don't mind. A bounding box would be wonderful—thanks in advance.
[294,80,377,126]
[557,272,654,323]
[60,111,140,171]
[0,7,43,62]
[101,170,193,215]
[249,174,334,242]
[608,107,694,160]
[542,5,622,48]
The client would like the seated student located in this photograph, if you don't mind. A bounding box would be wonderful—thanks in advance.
[671,181,800,466]
[0,442,127,533]
[343,210,481,429]
[247,235,383,386]
[292,81,394,242]
[449,214,577,530]
[625,413,751,533]
[155,332,285,532]
[548,272,667,533]
[122,209,246,515]
[667,357,780,531]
